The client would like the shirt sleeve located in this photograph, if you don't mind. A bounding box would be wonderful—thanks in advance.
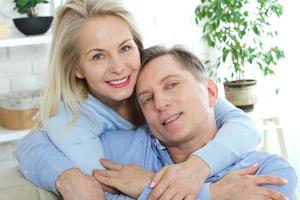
[46,102,107,175]
[192,97,261,175]
[137,183,212,200]
[14,130,76,194]
[105,192,135,200]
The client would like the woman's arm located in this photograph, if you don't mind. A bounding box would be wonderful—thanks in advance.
[45,101,107,175]
[192,97,261,175]
[15,131,105,199]
[15,131,76,193]
[45,95,134,175]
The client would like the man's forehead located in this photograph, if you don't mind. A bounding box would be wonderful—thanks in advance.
[137,56,188,92]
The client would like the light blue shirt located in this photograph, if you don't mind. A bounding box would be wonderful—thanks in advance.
[17,128,297,199]
[100,128,297,200]
[15,96,261,194]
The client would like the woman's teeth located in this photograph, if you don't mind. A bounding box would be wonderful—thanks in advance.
[109,76,129,85]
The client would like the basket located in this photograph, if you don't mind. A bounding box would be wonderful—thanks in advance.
[0,90,41,130]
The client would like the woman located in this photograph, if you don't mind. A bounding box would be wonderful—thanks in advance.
[15,0,261,199]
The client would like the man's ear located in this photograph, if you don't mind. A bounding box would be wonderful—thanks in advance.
[75,67,85,79]
[207,79,218,107]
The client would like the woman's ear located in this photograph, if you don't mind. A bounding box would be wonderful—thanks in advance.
[207,79,218,107]
[75,67,85,79]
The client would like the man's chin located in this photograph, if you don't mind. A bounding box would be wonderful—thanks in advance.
[162,136,187,147]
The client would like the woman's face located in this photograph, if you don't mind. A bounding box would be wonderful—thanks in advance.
[76,15,141,107]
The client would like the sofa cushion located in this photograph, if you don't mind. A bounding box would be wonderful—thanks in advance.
[0,167,58,200]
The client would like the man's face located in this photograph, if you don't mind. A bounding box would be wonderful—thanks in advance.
[136,55,217,147]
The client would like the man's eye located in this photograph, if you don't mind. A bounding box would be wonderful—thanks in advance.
[143,97,152,105]
[92,53,104,61]
[167,82,178,89]
[121,45,131,53]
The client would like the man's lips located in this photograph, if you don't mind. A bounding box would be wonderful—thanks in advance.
[106,75,130,88]
[162,113,183,126]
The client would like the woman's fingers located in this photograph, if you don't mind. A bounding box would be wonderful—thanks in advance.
[258,187,288,200]
[149,174,170,200]
[150,166,168,188]
[183,194,196,200]
[157,186,177,200]
[92,171,118,190]
[100,158,123,170]
[92,169,117,179]
[253,175,288,186]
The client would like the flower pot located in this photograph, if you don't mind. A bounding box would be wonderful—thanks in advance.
[224,79,257,112]
[13,16,53,36]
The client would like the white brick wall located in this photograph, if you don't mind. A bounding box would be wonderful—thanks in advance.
[0,77,9,94]
[0,45,48,93]
[0,0,50,94]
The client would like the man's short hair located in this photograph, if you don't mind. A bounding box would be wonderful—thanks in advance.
[141,45,207,81]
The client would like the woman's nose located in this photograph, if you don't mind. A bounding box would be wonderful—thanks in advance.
[109,56,126,74]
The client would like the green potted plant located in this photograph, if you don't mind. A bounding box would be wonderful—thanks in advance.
[12,0,53,35]
[195,0,284,111]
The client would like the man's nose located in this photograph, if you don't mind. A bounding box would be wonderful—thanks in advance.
[109,56,126,74]
[154,93,170,111]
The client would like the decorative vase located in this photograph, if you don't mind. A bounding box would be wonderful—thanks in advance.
[13,16,53,36]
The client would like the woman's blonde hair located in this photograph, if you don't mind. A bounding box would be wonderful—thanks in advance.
[35,0,143,130]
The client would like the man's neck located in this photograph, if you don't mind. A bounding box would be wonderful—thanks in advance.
[168,119,217,164]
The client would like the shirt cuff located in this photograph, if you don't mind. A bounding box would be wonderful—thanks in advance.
[197,183,211,199]
[137,183,211,200]
[192,140,235,176]
[38,155,76,194]
[138,184,152,200]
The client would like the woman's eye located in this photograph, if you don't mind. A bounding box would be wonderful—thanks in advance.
[121,45,131,53]
[92,53,104,61]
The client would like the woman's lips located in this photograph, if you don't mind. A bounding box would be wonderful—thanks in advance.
[106,75,131,88]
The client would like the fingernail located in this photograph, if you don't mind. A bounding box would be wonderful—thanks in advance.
[149,181,155,188]
[282,178,288,184]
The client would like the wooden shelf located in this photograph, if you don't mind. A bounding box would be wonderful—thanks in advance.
[0,127,28,143]
[0,34,51,48]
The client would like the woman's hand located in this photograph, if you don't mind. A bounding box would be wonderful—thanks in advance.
[93,159,154,198]
[210,164,288,200]
[149,156,210,200]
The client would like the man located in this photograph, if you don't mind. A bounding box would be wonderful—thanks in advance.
[91,45,297,199]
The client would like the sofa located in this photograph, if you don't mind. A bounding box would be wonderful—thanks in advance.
[0,167,58,200]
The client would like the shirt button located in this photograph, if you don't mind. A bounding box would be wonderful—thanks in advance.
[24,170,27,174]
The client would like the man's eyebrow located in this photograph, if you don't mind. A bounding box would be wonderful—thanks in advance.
[159,74,180,84]
[137,90,151,99]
